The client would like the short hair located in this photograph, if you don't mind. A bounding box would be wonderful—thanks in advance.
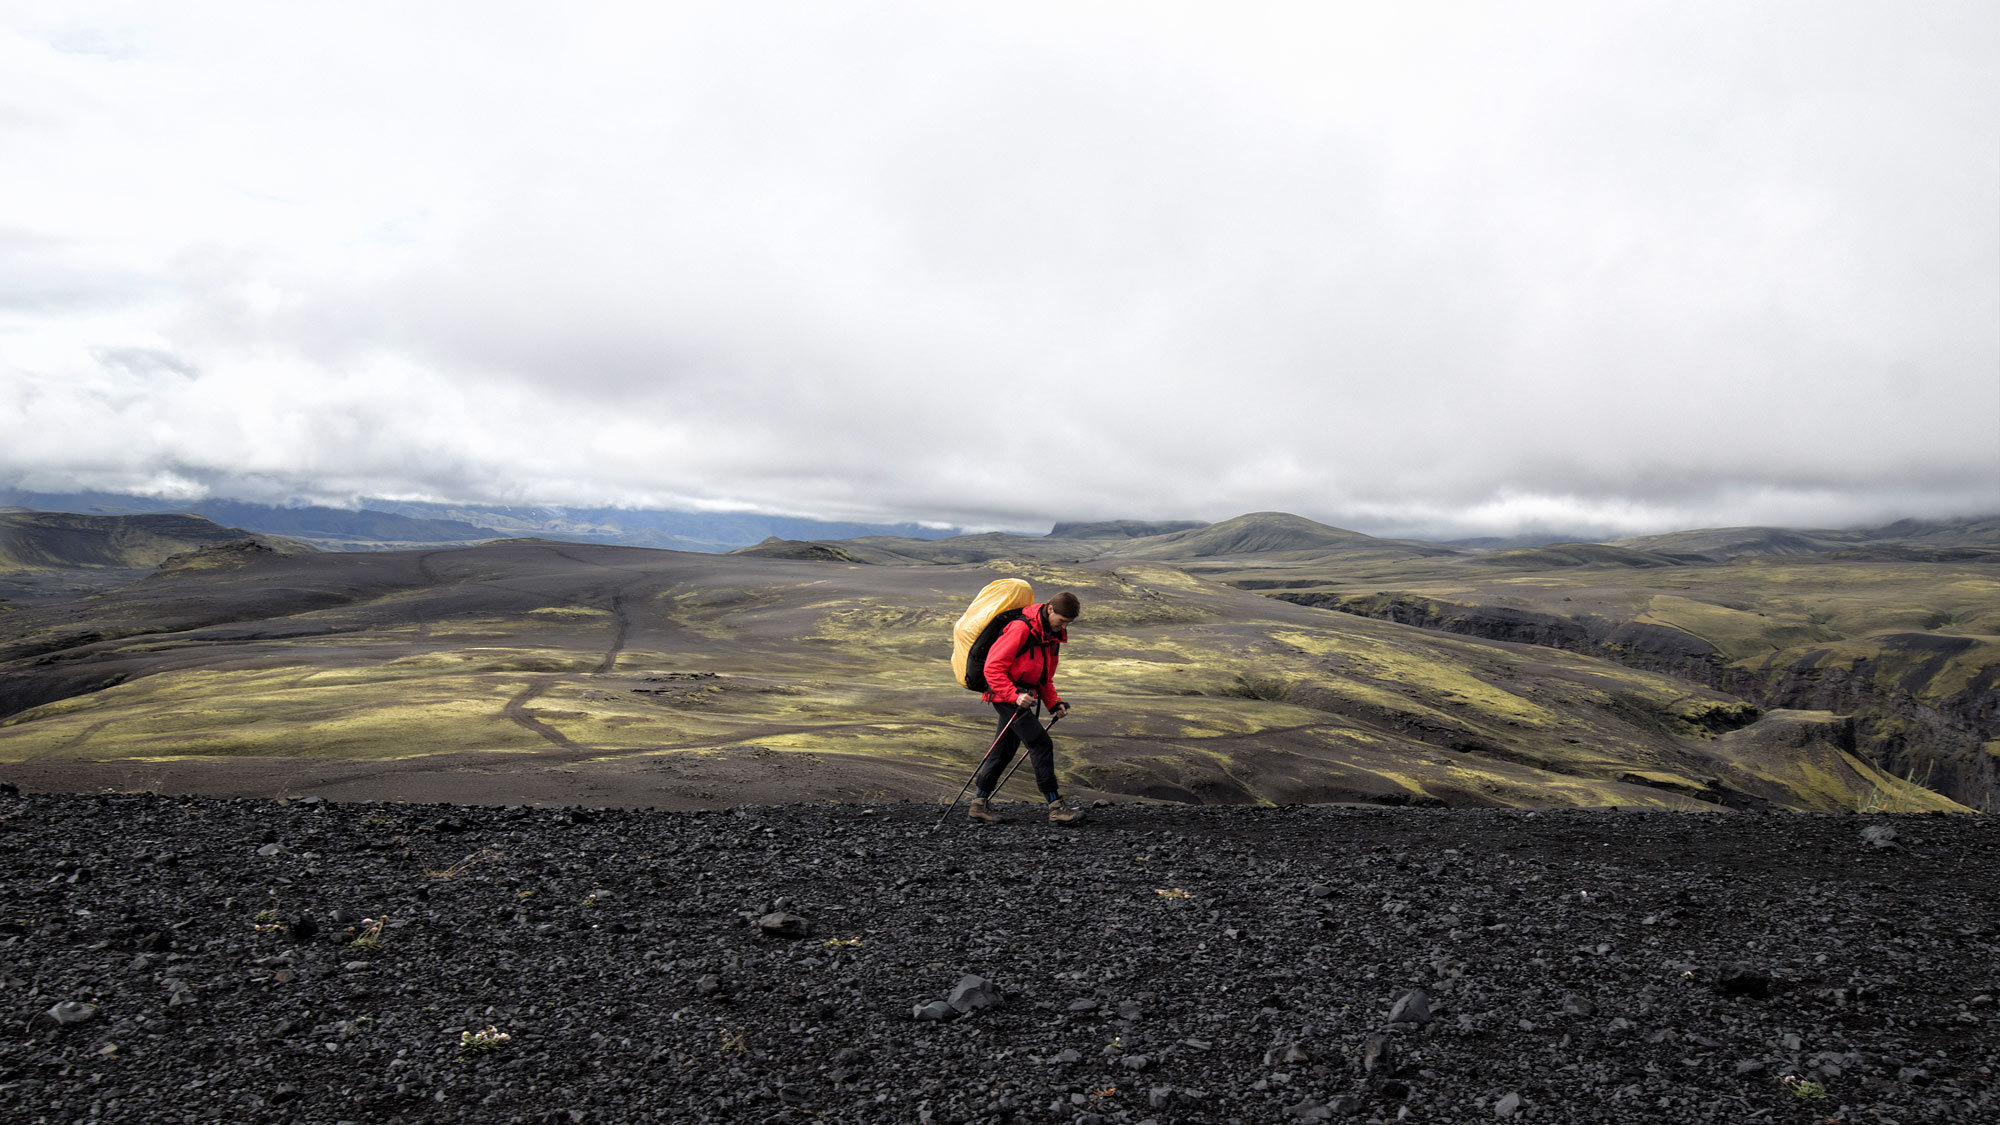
[1049,591,1081,618]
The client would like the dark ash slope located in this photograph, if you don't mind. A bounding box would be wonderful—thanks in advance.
[2,793,1995,1124]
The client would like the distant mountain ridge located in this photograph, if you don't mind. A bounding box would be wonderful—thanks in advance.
[1612,517,2000,559]
[0,491,963,554]
[0,511,310,571]
[1470,543,1711,569]
[1048,519,1209,539]
[3,488,1993,561]
[757,512,1467,566]
[1120,512,1461,561]
[682,511,2000,569]
[179,501,500,545]
[363,500,964,552]
[0,492,503,551]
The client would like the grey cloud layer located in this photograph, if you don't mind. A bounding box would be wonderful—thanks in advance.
[2,2,1995,538]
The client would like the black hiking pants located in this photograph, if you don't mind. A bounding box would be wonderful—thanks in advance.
[975,701,1058,799]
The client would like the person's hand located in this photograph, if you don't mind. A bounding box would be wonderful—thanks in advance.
[1051,701,1071,719]
[1016,695,1038,710]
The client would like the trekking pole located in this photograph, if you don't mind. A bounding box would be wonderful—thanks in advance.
[931,706,1028,831]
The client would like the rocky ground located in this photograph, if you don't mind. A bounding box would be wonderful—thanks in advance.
[1,789,1995,1124]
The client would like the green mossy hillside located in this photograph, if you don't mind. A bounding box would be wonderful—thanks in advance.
[2,538,1972,813]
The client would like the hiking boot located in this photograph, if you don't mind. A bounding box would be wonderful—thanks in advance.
[1046,797,1086,825]
[967,797,1005,823]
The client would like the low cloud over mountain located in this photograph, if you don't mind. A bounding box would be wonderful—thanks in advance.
[2,5,1995,538]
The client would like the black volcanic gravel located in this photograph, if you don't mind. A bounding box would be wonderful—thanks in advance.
[2,793,1996,1124]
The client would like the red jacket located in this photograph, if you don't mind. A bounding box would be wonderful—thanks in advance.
[981,603,1067,708]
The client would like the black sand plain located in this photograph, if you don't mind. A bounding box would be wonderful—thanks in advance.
[3,791,1995,1124]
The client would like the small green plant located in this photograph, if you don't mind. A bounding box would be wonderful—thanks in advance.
[349,915,387,953]
[424,847,502,880]
[1780,1074,1827,1100]
[719,1028,748,1055]
[1155,887,1192,901]
[821,936,862,948]
[250,901,286,934]
[458,1025,511,1056]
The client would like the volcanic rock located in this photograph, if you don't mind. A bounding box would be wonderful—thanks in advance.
[946,973,1001,1014]
[0,793,1993,1124]
[1388,988,1434,1027]
[756,911,811,939]
[1362,1033,1394,1077]
[36,1001,99,1029]
[1716,963,1773,998]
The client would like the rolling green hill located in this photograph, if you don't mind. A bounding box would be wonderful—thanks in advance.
[1236,544,1999,809]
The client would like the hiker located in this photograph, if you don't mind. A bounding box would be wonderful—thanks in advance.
[967,590,1084,824]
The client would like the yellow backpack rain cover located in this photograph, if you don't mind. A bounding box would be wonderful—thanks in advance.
[951,578,1034,688]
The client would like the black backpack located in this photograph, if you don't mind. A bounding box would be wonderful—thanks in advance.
[962,608,1032,692]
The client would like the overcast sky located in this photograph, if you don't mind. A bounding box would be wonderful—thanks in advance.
[2,2,1995,540]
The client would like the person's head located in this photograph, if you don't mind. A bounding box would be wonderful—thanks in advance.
[1046,590,1080,632]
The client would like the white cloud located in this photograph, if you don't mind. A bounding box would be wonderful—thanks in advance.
[2,1,1995,538]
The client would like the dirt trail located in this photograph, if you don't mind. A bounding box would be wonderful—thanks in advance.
[596,594,630,674]
[500,676,594,754]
